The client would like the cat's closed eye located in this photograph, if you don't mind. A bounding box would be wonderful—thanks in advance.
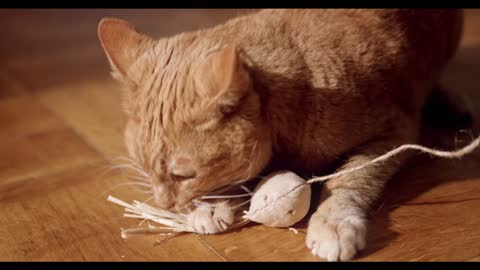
[170,168,197,181]
[169,156,197,180]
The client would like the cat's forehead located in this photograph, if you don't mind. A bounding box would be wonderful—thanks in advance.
[136,43,194,96]
[134,65,200,130]
[150,35,215,66]
[133,36,224,130]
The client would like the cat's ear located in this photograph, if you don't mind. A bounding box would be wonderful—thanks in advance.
[98,18,151,80]
[203,45,252,113]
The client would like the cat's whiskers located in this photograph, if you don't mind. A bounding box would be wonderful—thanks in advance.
[231,198,252,209]
[107,141,259,228]
[110,164,151,179]
[98,181,153,199]
[202,141,260,210]
[108,156,141,171]
[109,164,153,186]
[110,155,152,180]
[124,174,152,183]
[106,181,151,190]
[99,156,155,198]
[138,190,154,195]
[228,141,258,186]
[190,141,259,212]
[113,155,140,165]
[200,193,251,200]
[143,196,154,203]
[97,161,138,179]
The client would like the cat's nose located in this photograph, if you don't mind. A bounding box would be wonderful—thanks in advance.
[153,184,175,210]
[153,190,175,210]
[169,156,197,181]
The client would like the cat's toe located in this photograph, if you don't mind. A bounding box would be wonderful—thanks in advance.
[306,214,366,261]
[187,207,221,234]
[213,203,234,230]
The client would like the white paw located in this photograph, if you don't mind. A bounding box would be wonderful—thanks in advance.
[187,203,234,234]
[306,213,367,261]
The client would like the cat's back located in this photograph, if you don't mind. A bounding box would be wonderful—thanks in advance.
[250,9,462,92]
[215,9,462,105]
[272,9,462,65]
[218,9,461,73]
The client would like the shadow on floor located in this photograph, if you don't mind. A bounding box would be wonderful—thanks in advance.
[359,44,480,258]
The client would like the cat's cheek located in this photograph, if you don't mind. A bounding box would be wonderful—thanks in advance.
[124,122,138,158]
[152,182,177,210]
[175,179,204,205]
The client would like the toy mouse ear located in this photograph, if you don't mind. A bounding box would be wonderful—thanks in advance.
[98,18,152,79]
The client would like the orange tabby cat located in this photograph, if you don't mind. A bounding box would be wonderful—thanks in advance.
[98,9,463,261]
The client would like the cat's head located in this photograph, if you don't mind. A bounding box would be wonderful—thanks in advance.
[98,18,272,212]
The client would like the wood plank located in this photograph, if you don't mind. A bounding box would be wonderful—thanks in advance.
[467,256,480,262]
[0,163,221,261]
[0,96,101,182]
[358,155,480,261]
[5,46,109,92]
[0,96,59,138]
[35,79,127,158]
[199,226,315,261]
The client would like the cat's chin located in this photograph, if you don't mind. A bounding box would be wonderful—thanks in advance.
[150,195,194,214]
[171,201,197,214]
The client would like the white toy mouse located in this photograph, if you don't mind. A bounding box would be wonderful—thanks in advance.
[244,171,311,227]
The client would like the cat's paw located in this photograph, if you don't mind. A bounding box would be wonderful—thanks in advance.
[212,202,235,231]
[306,209,367,261]
[187,202,234,234]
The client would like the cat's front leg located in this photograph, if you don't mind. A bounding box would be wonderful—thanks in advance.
[306,128,415,261]
[187,201,235,234]
[306,189,368,261]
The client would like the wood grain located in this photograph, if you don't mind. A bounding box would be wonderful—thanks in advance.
[0,9,479,261]
[0,96,100,182]
[0,163,221,261]
[36,80,127,157]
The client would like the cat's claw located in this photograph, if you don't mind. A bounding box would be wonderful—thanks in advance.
[306,212,366,261]
[187,203,234,234]
[213,202,235,230]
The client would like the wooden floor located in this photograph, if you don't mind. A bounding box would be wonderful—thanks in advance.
[1,9,480,261]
